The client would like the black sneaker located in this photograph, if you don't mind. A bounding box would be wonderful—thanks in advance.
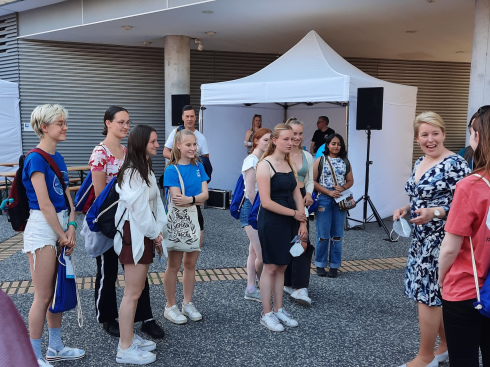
[316,267,328,277]
[102,320,120,337]
[327,268,338,278]
[141,319,165,339]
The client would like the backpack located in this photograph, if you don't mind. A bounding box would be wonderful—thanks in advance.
[229,174,245,219]
[85,177,125,239]
[75,144,109,213]
[74,171,94,213]
[247,193,261,230]
[6,148,69,231]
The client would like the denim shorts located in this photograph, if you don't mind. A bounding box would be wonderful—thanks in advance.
[239,198,252,228]
[23,209,68,254]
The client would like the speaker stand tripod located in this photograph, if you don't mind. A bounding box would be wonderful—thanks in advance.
[347,129,397,242]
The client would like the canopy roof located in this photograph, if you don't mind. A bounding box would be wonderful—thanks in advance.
[201,30,416,107]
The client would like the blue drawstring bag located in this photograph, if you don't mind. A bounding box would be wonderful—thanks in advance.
[229,174,245,219]
[74,171,95,213]
[85,177,124,238]
[308,191,319,214]
[248,193,261,230]
[49,247,78,313]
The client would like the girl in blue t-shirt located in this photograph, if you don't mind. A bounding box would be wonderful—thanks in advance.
[22,104,85,366]
[163,129,209,325]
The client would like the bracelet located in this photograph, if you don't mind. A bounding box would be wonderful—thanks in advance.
[292,210,296,217]
[68,221,77,229]
[192,196,196,204]
[342,185,346,190]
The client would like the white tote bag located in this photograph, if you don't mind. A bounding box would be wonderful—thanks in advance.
[165,166,201,252]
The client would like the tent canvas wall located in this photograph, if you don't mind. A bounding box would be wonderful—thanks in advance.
[0,80,22,172]
[201,31,417,221]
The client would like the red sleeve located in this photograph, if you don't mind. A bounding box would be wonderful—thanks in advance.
[444,180,477,237]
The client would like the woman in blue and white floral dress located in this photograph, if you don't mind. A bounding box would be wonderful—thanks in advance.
[393,112,470,367]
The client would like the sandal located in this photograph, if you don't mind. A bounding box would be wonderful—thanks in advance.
[46,346,86,362]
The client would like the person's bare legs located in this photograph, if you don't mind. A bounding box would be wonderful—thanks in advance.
[272,265,287,312]
[245,226,263,286]
[182,251,200,304]
[434,316,448,355]
[260,264,282,314]
[119,263,150,349]
[163,251,184,307]
[406,303,442,367]
[28,246,60,339]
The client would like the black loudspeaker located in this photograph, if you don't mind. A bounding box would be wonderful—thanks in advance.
[356,87,384,130]
[171,94,190,126]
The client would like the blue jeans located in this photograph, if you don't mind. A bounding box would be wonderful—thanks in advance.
[314,194,346,269]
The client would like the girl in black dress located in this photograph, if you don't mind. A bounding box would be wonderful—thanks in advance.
[256,123,308,332]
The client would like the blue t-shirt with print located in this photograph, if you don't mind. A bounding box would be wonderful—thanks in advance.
[22,151,69,212]
[164,162,209,197]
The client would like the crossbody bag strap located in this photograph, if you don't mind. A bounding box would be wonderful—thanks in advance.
[173,165,185,196]
[469,173,490,306]
[325,156,339,187]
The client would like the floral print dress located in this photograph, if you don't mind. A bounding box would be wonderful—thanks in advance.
[404,154,470,306]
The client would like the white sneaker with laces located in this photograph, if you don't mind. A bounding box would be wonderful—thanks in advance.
[132,333,156,352]
[116,343,156,365]
[260,312,284,332]
[182,301,203,321]
[37,358,54,367]
[291,288,312,306]
[283,286,294,295]
[275,308,299,327]
[164,305,187,324]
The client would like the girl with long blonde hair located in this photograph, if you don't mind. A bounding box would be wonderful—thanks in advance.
[255,123,308,331]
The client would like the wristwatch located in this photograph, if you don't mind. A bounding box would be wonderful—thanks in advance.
[433,209,441,218]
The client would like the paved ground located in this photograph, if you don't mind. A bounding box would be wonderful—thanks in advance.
[0,208,452,367]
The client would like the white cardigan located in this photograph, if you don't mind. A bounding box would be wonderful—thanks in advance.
[303,150,314,195]
[114,169,167,264]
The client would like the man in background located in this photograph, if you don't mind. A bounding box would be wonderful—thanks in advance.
[310,116,335,154]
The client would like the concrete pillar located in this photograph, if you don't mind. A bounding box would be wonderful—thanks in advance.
[467,0,490,140]
[164,35,190,139]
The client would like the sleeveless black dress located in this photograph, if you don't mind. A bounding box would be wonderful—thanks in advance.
[257,160,299,265]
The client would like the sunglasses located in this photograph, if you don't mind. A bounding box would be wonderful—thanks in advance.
[472,105,490,129]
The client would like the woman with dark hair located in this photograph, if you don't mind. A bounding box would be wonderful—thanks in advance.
[256,123,308,331]
[241,127,271,302]
[244,114,262,154]
[393,112,470,367]
[86,106,164,340]
[313,133,354,278]
[23,104,84,367]
[439,106,490,366]
[163,129,209,324]
[113,124,167,365]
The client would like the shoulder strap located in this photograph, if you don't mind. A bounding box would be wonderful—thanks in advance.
[326,156,339,186]
[263,159,277,173]
[173,165,185,196]
[318,155,325,182]
[341,156,351,175]
[29,148,65,187]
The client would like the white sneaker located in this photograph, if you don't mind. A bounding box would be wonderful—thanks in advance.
[244,288,262,302]
[275,308,299,327]
[260,312,284,332]
[164,305,187,324]
[38,358,54,367]
[283,286,294,295]
[116,343,156,365]
[291,288,311,306]
[132,333,156,352]
[182,301,203,321]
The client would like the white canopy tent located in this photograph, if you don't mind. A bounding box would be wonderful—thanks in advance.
[0,80,22,172]
[200,31,417,221]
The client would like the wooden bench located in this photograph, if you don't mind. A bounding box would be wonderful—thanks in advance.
[69,185,81,192]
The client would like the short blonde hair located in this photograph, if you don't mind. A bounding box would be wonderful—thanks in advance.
[30,104,69,138]
[413,111,445,138]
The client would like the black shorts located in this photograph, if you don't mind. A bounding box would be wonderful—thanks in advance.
[197,205,204,230]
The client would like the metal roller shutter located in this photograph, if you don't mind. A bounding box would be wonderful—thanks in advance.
[0,14,19,83]
[18,40,166,176]
[347,57,470,165]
